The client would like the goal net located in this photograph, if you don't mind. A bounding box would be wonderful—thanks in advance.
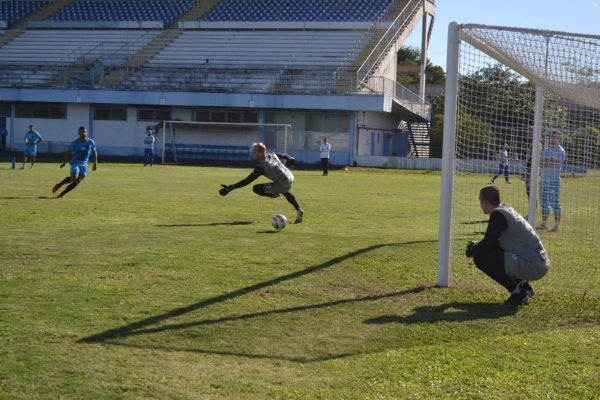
[438,24,599,295]
[160,121,292,164]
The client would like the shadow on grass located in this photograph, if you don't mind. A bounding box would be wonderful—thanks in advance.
[0,196,56,200]
[157,221,252,227]
[79,240,436,346]
[257,230,279,234]
[460,219,489,225]
[364,302,516,325]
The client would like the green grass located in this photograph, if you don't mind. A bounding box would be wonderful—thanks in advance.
[0,162,598,399]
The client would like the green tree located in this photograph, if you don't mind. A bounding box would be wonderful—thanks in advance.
[396,46,445,85]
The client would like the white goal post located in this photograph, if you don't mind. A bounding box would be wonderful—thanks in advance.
[159,121,292,164]
[437,23,600,293]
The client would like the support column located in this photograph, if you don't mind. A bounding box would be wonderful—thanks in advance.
[9,103,15,151]
[528,86,544,225]
[418,3,428,103]
[436,22,460,288]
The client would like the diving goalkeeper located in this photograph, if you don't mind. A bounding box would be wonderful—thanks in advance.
[219,143,304,223]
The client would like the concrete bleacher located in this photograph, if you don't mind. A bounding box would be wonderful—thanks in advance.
[203,0,394,22]
[121,30,364,92]
[0,0,49,27]
[0,29,158,87]
[48,0,196,24]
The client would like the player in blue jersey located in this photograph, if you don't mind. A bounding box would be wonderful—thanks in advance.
[143,129,155,166]
[538,130,566,232]
[51,126,98,198]
[21,125,44,169]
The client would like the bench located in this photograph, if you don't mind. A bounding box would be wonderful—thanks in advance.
[165,144,250,161]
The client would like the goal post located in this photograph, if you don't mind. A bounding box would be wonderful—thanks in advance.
[437,23,600,293]
[158,121,292,164]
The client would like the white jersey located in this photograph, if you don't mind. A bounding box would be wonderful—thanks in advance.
[497,149,508,165]
[320,143,331,158]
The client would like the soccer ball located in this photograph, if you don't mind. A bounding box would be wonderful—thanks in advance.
[271,214,288,230]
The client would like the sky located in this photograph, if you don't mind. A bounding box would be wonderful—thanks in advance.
[402,0,600,69]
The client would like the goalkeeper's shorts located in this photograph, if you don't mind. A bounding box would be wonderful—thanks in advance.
[263,180,293,196]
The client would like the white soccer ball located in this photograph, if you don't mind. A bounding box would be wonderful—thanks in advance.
[271,214,288,230]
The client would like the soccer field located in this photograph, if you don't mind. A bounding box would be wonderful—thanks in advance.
[1,163,599,399]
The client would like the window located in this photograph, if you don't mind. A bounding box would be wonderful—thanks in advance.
[227,112,242,123]
[305,114,323,132]
[195,111,210,122]
[0,103,10,117]
[211,111,226,123]
[194,109,258,123]
[307,113,351,133]
[243,111,258,123]
[16,103,67,119]
[94,106,127,121]
[137,107,171,121]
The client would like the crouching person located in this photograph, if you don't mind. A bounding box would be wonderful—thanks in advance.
[466,186,549,308]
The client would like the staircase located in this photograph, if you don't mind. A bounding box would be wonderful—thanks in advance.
[100,0,222,87]
[0,0,76,47]
[407,121,430,158]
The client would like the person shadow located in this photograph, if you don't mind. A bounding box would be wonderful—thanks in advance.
[364,301,517,325]
[156,221,252,227]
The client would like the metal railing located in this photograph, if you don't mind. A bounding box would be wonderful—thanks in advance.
[362,76,431,118]
[356,0,423,87]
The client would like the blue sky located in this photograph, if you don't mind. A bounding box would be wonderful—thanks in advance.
[403,0,600,69]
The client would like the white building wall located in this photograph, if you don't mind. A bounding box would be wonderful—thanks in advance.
[356,111,399,156]
[13,103,89,154]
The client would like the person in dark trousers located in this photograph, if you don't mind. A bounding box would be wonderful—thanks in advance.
[143,129,155,166]
[319,137,331,176]
[466,186,549,308]
[489,144,510,184]
[0,127,7,151]
[219,142,304,223]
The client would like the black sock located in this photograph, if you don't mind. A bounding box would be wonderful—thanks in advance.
[60,181,79,196]
[58,177,72,187]
[283,192,300,210]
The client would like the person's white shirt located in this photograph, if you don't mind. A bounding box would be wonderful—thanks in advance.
[320,142,331,158]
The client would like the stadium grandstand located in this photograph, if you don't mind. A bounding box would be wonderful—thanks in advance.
[0,0,436,165]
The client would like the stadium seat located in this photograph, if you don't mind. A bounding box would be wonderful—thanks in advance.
[203,0,395,22]
[0,1,49,27]
[121,30,365,92]
[48,0,196,24]
[0,29,158,87]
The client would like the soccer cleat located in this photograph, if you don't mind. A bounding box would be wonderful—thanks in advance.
[550,224,560,232]
[536,223,547,230]
[294,208,304,224]
[57,194,64,199]
[506,181,511,184]
[52,184,61,194]
[522,281,535,299]
[501,291,529,308]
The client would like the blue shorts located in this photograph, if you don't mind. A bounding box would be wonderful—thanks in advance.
[540,180,561,216]
[70,164,88,177]
[24,146,37,157]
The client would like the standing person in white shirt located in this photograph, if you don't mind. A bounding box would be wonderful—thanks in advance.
[319,138,331,176]
[143,129,155,167]
[489,144,511,184]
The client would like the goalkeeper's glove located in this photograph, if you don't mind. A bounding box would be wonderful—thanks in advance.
[219,184,234,196]
[287,157,296,169]
[465,241,477,258]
